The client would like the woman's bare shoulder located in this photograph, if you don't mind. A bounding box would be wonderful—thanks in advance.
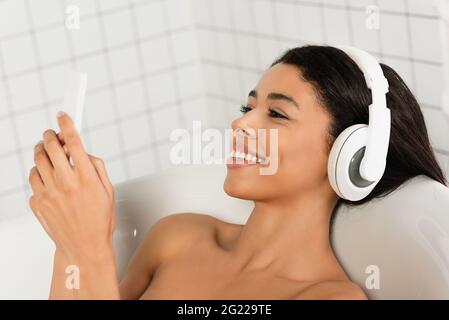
[152,213,242,256]
[153,212,218,246]
[157,212,227,246]
[156,212,218,227]
[119,212,217,299]
[294,280,368,300]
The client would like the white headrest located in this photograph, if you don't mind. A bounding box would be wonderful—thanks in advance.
[331,174,449,299]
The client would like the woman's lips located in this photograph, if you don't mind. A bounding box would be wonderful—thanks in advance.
[225,150,268,169]
[226,157,259,169]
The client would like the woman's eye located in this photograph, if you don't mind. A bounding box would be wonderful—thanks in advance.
[240,105,252,114]
[240,105,288,120]
[268,109,288,119]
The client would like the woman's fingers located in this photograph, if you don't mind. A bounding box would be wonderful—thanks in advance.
[29,166,45,194]
[63,145,69,157]
[29,195,41,219]
[88,154,114,198]
[34,141,55,189]
[57,132,75,159]
[53,131,110,196]
[56,112,95,178]
[39,125,112,197]
[42,129,73,179]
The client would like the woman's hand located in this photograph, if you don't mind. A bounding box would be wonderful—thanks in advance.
[28,111,115,262]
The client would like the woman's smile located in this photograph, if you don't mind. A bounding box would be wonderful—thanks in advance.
[226,151,260,169]
[226,149,270,169]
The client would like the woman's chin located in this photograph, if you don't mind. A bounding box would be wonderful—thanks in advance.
[223,177,257,200]
[224,179,245,198]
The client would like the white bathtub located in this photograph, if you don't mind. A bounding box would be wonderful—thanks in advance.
[1,164,449,299]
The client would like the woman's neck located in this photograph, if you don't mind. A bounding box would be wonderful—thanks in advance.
[229,187,346,282]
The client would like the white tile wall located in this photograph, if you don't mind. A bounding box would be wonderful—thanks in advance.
[9,72,44,111]
[192,0,449,177]
[2,35,37,75]
[350,9,381,52]
[422,108,449,151]
[88,124,123,159]
[102,10,135,48]
[43,64,75,101]
[0,191,29,221]
[0,88,7,117]
[322,7,352,45]
[135,1,166,38]
[98,0,130,11]
[0,0,29,37]
[377,0,406,13]
[152,105,182,142]
[409,16,442,63]
[298,6,325,44]
[70,18,103,56]
[29,0,64,27]
[141,37,172,72]
[0,0,205,220]
[380,14,410,57]
[127,147,157,179]
[0,154,24,193]
[14,108,50,147]
[0,118,16,155]
[146,72,178,107]
[75,55,109,90]
[415,62,443,107]
[1,0,448,220]
[109,46,140,82]
[120,115,153,153]
[115,80,147,117]
[106,157,127,183]
[84,90,116,127]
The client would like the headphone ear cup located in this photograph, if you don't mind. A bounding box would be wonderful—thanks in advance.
[328,124,379,201]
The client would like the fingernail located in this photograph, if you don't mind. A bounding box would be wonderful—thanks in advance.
[57,111,66,118]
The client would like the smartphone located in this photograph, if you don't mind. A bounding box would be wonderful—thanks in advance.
[63,71,87,132]
[62,71,87,165]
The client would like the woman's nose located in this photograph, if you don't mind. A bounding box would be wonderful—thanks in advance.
[231,113,254,132]
[230,104,263,138]
[231,118,240,131]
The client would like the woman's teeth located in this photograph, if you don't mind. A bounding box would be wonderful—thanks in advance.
[230,150,265,164]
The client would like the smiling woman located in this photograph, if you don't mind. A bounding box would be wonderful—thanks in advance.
[27,45,447,300]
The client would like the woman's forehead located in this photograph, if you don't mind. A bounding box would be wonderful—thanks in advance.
[252,64,317,104]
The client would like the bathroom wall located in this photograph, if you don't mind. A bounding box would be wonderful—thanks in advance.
[192,0,449,176]
[0,0,207,220]
[1,0,448,220]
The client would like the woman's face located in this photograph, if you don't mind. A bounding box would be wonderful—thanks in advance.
[223,63,334,202]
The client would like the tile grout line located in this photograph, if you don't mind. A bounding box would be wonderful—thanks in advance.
[161,0,186,130]
[128,0,162,172]
[22,0,54,200]
[404,0,418,94]
[0,94,203,160]
[0,60,197,122]
[94,0,131,179]
[0,36,29,213]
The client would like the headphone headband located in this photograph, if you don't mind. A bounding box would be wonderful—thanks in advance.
[336,45,391,182]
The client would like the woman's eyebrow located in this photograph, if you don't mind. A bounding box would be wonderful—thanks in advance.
[248,89,299,109]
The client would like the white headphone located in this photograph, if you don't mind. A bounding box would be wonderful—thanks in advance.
[327,46,391,201]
